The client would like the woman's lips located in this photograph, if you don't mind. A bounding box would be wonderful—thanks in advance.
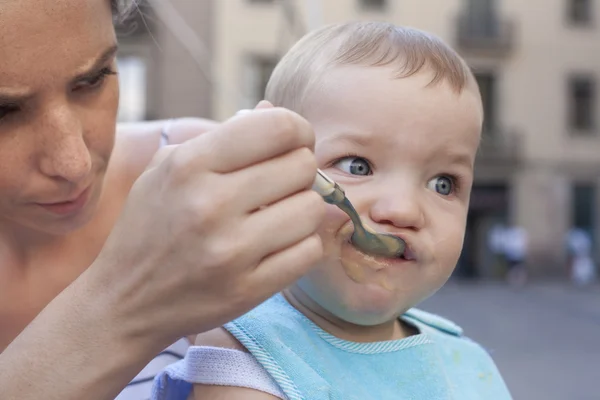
[36,187,91,216]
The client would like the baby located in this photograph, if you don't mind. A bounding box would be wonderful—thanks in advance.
[153,21,512,400]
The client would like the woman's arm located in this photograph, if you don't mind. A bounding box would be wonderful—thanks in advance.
[0,275,156,400]
[0,119,222,400]
[0,107,323,400]
[115,101,272,184]
[113,118,220,186]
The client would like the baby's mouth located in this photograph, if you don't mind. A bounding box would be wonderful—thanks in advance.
[399,246,417,261]
[336,220,419,270]
[338,238,418,291]
[340,242,417,275]
[337,219,415,260]
[344,236,416,263]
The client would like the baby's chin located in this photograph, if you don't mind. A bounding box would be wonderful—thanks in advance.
[314,253,417,325]
[335,308,403,327]
[307,277,411,327]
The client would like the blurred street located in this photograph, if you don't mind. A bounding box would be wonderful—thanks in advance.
[421,281,600,400]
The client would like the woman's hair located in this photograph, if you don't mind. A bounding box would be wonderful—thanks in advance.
[111,0,137,25]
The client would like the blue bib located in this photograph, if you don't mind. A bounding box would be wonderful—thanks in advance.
[224,294,512,400]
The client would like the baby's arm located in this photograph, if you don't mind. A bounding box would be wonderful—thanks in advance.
[192,328,284,400]
[193,382,282,399]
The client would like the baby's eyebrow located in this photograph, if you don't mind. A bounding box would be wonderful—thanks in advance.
[438,151,474,168]
[317,131,372,148]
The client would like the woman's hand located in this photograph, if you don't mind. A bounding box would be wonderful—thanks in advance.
[89,105,325,352]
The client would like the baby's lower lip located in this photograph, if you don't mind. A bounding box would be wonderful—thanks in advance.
[342,229,412,256]
[344,241,413,268]
[401,249,417,261]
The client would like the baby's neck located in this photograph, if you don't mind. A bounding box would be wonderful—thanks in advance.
[282,287,417,343]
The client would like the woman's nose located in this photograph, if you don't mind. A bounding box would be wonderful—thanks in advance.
[38,105,92,184]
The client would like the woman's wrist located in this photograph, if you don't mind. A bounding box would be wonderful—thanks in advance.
[70,275,160,397]
[78,259,169,363]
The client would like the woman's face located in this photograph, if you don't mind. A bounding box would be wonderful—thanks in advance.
[0,0,119,235]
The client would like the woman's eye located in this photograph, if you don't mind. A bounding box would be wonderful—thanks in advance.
[427,175,454,196]
[334,157,372,176]
[0,104,20,121]
[73,68,116,91]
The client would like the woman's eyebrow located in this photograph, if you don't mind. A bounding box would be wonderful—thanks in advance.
[71,43,119,82]
[0,44,120,104]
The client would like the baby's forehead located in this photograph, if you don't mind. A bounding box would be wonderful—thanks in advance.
[315,124,479,153]
[309,68,482,134]
[310,78,481,166]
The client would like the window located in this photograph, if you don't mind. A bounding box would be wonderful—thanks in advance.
[116,56,147,122]
[568,0,593,25]
[474,72,497,134]
[466,0,499,37]
[359,0,386,11]
[571,184,596,245]
[568,76,596,132]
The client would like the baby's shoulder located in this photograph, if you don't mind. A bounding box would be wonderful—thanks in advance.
[195,327,249,352]
[403,308,464,337]
[404,308,497,365]
[404,309,511,397]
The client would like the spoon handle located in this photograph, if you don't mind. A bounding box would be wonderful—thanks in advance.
[312,169,346,205]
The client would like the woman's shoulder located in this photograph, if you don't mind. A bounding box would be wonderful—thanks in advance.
[109,120,168,190]
[110,118,220,190]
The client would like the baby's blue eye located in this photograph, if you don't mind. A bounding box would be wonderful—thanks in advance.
[334,157,372,176]
[427,176,454,195]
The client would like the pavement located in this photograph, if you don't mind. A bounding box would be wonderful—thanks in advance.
[420,280,600,400]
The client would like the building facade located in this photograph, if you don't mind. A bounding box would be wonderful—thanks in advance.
[118,0,600,278]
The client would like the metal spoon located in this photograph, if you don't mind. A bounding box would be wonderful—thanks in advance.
[312,169,406,258]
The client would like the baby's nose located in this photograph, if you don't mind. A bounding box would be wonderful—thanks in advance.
[369,187,425,230]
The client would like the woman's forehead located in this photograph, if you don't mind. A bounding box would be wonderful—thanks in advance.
[0,0,115,84]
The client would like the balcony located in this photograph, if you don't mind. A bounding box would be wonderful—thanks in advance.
[455,12,516,57]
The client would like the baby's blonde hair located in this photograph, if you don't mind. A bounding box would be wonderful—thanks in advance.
[266,21,476,113]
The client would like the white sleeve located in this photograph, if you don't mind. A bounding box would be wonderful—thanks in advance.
[151,345,286,400]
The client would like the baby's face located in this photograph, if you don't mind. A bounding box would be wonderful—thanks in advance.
[294,65,483,326]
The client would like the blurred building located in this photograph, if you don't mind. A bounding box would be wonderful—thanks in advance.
[118,0,600,279]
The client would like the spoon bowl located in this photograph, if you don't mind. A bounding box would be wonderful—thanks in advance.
[313,170,406,258]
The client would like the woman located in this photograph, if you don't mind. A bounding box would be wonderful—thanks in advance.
[0,0,325,399]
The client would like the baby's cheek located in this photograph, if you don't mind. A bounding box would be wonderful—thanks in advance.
[436,222,466,272]
[317,205,349,259]
[317,204,349,244]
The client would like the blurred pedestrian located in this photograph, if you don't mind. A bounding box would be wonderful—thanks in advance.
[503,225,528,287]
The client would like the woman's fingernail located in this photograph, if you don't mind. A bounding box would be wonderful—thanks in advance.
[255,100,273,109]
